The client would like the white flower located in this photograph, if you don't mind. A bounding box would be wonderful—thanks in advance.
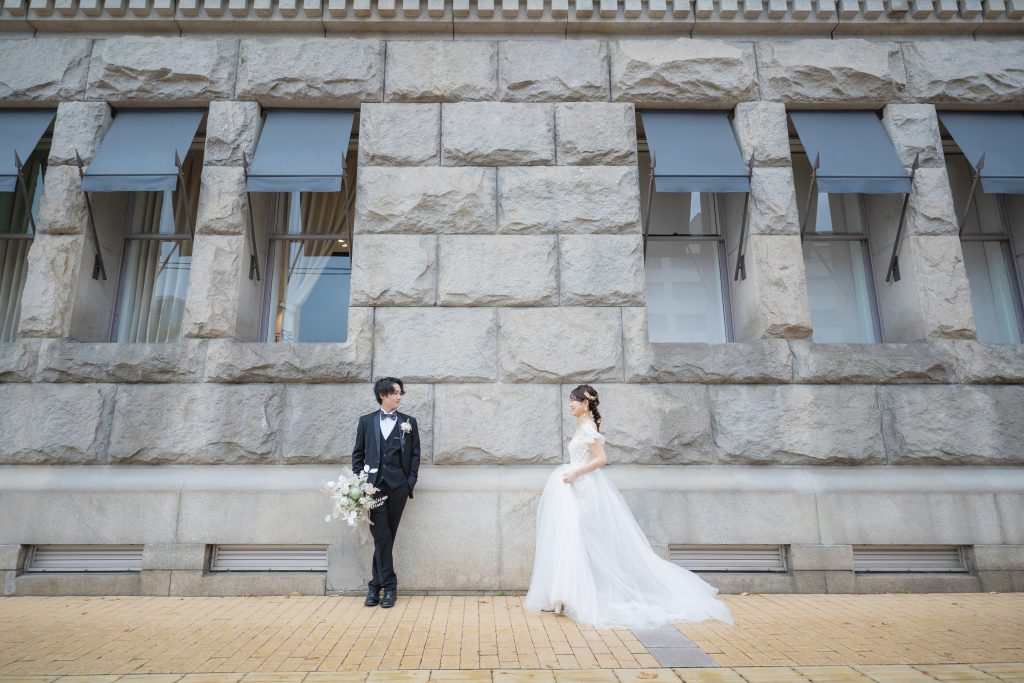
[326,481,335,487]
[401,420,412,434]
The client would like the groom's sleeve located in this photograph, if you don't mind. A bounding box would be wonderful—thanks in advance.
[409,418,421,490]
[352,415,365,475]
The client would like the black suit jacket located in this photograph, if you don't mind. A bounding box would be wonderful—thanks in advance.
[351,410,421,499]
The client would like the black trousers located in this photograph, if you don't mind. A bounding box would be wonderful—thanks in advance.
[368,481,409,592]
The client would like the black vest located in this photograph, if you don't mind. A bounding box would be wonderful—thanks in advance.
[377,419,407,489]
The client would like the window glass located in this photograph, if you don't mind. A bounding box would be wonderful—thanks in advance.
[802,240,877,343]
[645,240,727,343]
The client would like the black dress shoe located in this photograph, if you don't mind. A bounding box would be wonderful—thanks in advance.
[380,589,397,608]
[364,588,381,607]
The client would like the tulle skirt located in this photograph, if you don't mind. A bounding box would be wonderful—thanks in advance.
[524,464,734,630]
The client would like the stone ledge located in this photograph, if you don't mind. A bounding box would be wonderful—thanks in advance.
[0,340,39,383]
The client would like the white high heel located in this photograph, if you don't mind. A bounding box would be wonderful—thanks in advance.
[553,601,565,615]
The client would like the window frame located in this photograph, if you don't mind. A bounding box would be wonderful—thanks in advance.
[108,142,202,343]
[638,144,736,344]
[258,190,353,344]
[792,148,884,344]
[945,148,1024,343]
[0,142,47,343]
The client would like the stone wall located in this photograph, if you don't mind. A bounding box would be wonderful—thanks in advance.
[1,32,1024,595]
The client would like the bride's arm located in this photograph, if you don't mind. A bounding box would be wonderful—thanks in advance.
[562,441,608,484]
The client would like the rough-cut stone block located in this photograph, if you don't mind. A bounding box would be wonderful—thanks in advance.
[498,307,622,382]
[374,308,497,382]
[35,165,88,235]
[0,384,113,464]
[196,166,248,236]
[182,234,243,340]
[438,235,556,306]
[386,41,497,103]
[203,308,373,383]
[0,38,91,102]
[204,101,262,167]
[732,101,790,169]
[350,234,437,306]
[622,308,793,383]
[35,339,206,383]
[881,385,1024,464]
[87,37,236,103]
[442,103,554,167]
[790,341,957,383]
[558,234,644,306]
[498,166,641,234]
[747,167,800,236]
[731,234,813,341]
[902,40,1024,105]
[48,102,112,167]
[0,341,38,383]
[610,39,757,105]
[556,103,636,166]
[498,40,609,102]
[710,385,885,464]
[905,168,959,237]
[434,384,560,464]
[108,384,282,464]
[882,104,945,169]
[235,39,383,106]
[282,383,433,464]
[756,39,907,105]
[17,234,83,339]
[356,167,497,234]
[954,340,1024,384]
[561,384,714,464]
[358,103,440,167]
[908,235,976,340]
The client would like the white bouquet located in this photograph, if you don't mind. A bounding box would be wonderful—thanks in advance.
[323,465,387,543]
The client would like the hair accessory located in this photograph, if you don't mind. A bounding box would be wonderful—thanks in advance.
[583,391,597,401]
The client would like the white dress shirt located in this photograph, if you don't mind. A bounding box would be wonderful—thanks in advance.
[379,410,398,439]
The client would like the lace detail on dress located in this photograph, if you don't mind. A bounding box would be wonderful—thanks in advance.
[568,421,605,466]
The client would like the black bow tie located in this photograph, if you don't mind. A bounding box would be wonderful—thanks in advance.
[380,412,397,421]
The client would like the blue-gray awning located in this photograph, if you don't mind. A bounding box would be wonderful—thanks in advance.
[938,112,1024,195]
[640,111,750,193]
[246,110,356,193]
[791,111,911,194]
[0,110,55,192]
[82,109,203,193]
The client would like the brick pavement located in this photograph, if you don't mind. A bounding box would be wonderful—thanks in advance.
[0,594,1021,683]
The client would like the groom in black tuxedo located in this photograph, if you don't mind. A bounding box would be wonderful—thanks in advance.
[351,376,420,609]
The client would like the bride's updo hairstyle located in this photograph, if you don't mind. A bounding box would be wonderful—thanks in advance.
[570,384,602,432]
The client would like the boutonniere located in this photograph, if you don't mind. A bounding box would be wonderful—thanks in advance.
[400,420,412,434]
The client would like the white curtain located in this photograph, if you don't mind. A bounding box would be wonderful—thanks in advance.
[0,162,42,343]
[803,240,876,343]
[272,190,347,343]
[115,154,201,343]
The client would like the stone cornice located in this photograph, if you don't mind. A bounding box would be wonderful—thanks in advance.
[1,0,1022,35]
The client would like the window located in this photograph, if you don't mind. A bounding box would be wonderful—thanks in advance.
[110,149,201,343]
[945,153,1024,344]
[639,149,733,343]
[260,190,351,343]
[793,153,882,343]
[0,148,44,343]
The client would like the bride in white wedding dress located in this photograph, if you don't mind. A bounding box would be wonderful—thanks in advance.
[524,384,734,630]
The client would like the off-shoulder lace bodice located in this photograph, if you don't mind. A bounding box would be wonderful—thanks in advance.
[568,421,605,465]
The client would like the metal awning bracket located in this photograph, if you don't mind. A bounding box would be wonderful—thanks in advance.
[885,152,921,283]
[174,150,196,240]
[13,151,37,235]
[733,154,756,282]
[799,151,820,238]
[241,153,262,282]
[74,150,107,281]
[642,148,656,262]
[957,151,986,237]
